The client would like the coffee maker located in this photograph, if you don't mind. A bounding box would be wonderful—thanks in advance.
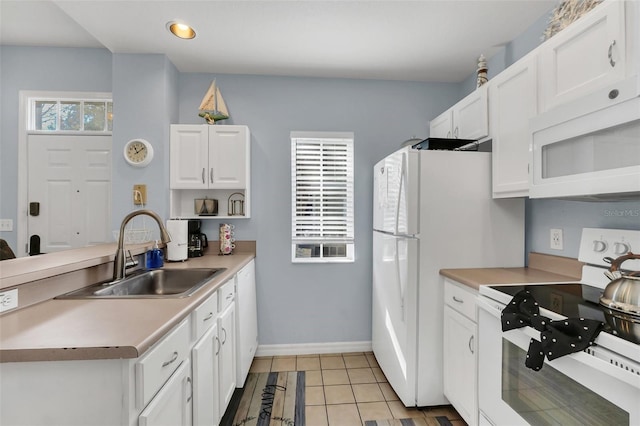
[187,219,208,257]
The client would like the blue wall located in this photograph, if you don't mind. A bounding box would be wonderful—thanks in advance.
[0,46,113,252]
[177,73,459,344]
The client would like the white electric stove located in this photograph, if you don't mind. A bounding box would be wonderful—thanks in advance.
[477,228,640,426]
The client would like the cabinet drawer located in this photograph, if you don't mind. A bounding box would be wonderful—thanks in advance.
[444,279,477,322]
[136,319,190,409]
[193,292,218,341]
[218,279,235,311]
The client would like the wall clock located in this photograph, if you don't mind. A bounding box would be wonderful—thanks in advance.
[124,138,154,167]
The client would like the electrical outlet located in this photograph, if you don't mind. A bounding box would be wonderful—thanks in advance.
[133,184,147,205]
[0,289,18,313]
[0,219,13,232]
[550,292,563,314]
[550,228,564,250]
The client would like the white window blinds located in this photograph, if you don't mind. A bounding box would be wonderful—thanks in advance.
[291,132,354,262]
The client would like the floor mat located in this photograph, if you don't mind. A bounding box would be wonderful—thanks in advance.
[231,371,305,426]
[364,417,452,426]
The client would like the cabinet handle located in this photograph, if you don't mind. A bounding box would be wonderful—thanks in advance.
[186,377,193,403]
[226,293,233,301]
[221,327,227,345]
[446,130,451,138]
[203,312,214,322]
[453,127,459,138]
[469,335,475,354]
[201,168,205,184]
[452,296,464,303]
[210,168,214,184]
[215,336,221,355]
[608,40,616,67]
[162,351,179,367]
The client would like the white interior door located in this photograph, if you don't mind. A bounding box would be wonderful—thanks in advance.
[27,134,111,254]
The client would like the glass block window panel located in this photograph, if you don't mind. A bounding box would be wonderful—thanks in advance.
[84,102,106,131]
[291,132,355,263]
[60,101,81,130]
[35,101,57,131]
[29,98,112,132]
[107,102,113,131]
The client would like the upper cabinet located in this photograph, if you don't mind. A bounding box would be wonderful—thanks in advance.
[170,125,249,190]
[170,124,251,219]
[430,85,489,141]
[539,0,630,113]
[489,53,538,198]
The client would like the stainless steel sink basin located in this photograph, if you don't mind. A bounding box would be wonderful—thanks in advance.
[56,268,226,299]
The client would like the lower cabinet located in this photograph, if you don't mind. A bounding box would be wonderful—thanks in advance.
[0,261,256,426]
[218,296,237,412]
[139,360,193,426]
[192,322,220,425]
[443,278,478,426]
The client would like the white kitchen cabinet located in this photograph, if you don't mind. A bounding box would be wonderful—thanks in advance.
[443,278,478,426]
[218,300,236,412]
[538,0,628,113]
[489,52,538,198]
[192,322,220,425]
[0,317,192,426]
[191,292,220,425]
[235,258,258,387]
[170,124,251,218]
[139,360,193,426]
[430,85,489,141]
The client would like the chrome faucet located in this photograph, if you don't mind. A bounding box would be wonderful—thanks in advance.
[113,209,171,282]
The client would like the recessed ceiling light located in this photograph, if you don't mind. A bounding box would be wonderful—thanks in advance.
[167,21,196,39]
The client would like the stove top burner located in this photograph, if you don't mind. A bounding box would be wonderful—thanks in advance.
[489,283,640,345]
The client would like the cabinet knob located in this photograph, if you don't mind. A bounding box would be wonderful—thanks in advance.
[608,89,619,100]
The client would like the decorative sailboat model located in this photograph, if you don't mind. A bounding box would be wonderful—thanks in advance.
[198,79,229,124]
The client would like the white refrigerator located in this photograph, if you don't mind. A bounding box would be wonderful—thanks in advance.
[372,147,524,407]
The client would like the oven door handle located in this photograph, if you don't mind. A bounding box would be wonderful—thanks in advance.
[476,296,503,319]
[479,296,640,391]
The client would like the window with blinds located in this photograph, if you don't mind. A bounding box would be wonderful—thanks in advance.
[291,132,355,263]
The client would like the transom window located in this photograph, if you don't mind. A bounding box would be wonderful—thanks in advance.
[29,97,113,132]
[291,131,355,263]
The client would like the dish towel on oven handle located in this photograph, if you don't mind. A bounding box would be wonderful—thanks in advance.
[501,289,604,371]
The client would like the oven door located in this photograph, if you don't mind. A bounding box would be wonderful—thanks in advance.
[477,296,640,426]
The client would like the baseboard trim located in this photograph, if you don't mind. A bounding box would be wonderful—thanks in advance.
[256,341,372,357]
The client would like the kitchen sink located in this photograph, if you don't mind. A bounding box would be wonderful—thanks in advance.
[56,268,226,299]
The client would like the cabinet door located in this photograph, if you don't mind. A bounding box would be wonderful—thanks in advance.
[218,302,236,414]
[429,109,453,138]
[192,324,220,426]
[170,125,209,189]
[539,0,626,112]
[139,360,193,426]
[490,53,538,198]
[208,125,249,189]
[453,85,489,140]
[236,259,258,387]
[443,306,477,426]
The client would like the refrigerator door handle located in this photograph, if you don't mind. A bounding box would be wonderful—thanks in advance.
[394,152,406,235]
[395,238,405,321]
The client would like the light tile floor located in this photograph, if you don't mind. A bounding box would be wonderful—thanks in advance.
[248,352,468,426]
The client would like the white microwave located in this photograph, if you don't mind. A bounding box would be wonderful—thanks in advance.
[530,77,640,199]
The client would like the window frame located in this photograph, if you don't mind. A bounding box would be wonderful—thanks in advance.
[290,131,355,263]
[28,95,113,134]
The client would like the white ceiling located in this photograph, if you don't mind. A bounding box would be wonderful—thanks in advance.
[0,0,556,83]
